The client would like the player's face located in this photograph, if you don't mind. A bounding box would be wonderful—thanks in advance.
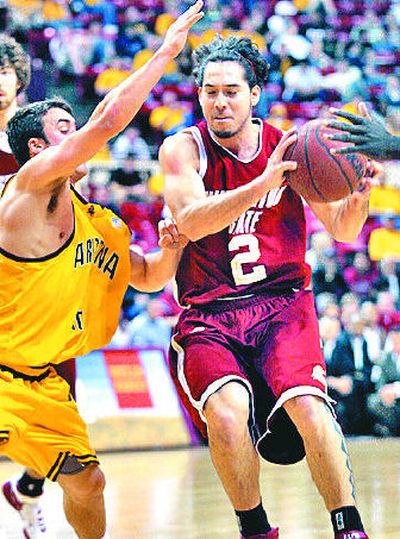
[41,107,87,179]
[42,107,77,145]
[198,61,260,139]
[0,64,19,111]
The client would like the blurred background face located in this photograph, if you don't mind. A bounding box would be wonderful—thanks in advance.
[0,64,19,111]
[199,61,258,139]
[360,301,378,326]
[346,315,365,336]
[353,252,370,273]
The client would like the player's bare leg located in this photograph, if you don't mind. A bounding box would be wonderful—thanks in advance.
[284,395,367,537]
[57,464,106,539]
[204,382,260,509]
[284,395,355,509]
[204,382,277,537]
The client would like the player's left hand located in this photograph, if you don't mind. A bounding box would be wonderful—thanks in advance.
[158,218,189,249]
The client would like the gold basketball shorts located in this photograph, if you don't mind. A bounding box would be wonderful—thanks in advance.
[0,365,99,481]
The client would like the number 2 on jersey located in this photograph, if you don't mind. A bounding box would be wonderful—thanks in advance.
[228,234,267,286]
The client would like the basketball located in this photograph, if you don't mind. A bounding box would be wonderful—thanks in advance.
[284,119,369,202]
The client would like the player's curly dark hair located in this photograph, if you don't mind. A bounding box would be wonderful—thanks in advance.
[0,34,31,94]
[192,35,269,89]
[7,98,74,165]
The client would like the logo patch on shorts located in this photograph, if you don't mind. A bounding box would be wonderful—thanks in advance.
[312,365,327,388]
[189,326,206,334]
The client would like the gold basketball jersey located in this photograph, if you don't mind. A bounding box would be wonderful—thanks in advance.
[0,187,131,373]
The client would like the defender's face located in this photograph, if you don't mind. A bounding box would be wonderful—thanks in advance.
[40,107,87,179]
[0,64,19,111]
[42,107,77,145]
[198,61,260,139]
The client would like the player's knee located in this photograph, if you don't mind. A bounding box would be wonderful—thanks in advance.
[284,395,328,438]
[79,465,106,500]
[61,464,106,502]
[205,383,250,442]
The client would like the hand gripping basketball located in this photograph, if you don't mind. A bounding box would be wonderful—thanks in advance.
[283,119,369,202]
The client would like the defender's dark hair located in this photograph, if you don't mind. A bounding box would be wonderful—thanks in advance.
[192,35,269,89]
[6,98,74,166]
[0,34,31,94]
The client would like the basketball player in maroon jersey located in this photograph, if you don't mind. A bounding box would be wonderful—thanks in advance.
[160,36,377,539]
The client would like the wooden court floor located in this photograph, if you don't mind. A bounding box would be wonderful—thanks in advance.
[0,438,399,538]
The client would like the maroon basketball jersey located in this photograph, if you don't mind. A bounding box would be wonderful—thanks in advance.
[0,132,18,189]
[175,119,311,306]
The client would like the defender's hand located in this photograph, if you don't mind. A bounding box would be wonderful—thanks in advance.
[326,103,399,160]
[158,218,189,249]
[160,1,204,59]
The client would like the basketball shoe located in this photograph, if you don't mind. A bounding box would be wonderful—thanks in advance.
[240,528,279,539]
[335,532,369,539]
[2,477,49,538]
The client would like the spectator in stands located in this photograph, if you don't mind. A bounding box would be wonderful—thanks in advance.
[343,251,378,301]
[282,59,322,102]
[308,38,333,71]
[271,20,312,62]
[375,258,400,306]
[110,152,143,187]
[111,126,151,161]
[267,102,294,132]
[328,313,375,435]
[340,292,361,328]
[368,326,400,436]
[49,27,88,76]
[315,292,340,319]
[360,301,384,364]
[319,315,341,366]
[376,290,400,333]
[149,88,193,136]
[125,297,172,349]
[87,21,116,67]
[321,59,364,102]
[306,230,335,271]
[312,251,349,300]
[380,74,400,110]
[94,57,131,96]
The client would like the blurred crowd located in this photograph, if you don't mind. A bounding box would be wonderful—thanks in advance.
[4,0,400,437]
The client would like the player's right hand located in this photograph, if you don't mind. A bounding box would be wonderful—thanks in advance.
[160,1,204,59]
[258,127,298,191]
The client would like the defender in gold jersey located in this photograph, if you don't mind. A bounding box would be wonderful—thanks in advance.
[0,3,204,539]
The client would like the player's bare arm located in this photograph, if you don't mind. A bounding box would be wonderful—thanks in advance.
[12,1,204,192]
[129,218,187,292]
[161,128,297,242]
[306,161,383,243]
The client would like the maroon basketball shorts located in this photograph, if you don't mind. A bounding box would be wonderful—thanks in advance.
[169,289,334,464]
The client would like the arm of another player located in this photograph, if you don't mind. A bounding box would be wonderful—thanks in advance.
[129,218,187,292]
[15,1,204,191]
[160,129,297,242]
[306,161,383,243]
[325,102,400,161]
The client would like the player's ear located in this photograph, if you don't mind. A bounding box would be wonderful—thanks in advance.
[28,137,47,157]
[250,85,261,107]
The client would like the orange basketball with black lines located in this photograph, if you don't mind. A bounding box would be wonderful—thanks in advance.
[284,119,368,202]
